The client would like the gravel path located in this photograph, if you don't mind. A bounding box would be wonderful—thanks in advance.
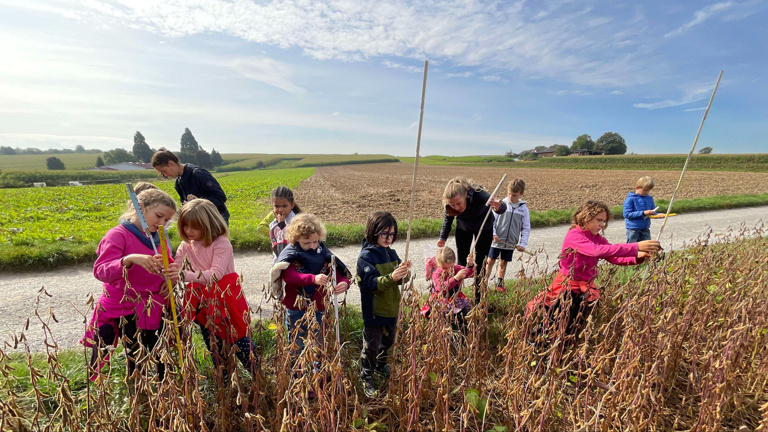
[2,206,766,352]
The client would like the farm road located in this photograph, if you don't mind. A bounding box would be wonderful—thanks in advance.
[2,206,766,352]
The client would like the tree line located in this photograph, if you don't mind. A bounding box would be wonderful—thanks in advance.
[0,145,100,155]
[40,128,225,170]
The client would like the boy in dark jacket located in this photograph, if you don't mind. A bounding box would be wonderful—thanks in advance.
[356,211,410,397]
[151,150,230,223]
[623,176,664,243]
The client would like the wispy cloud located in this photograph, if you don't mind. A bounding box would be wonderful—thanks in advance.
[42,0,659,88]
[633,83,716,110]
[664,2,734,38]
[683,106,708,112]
[226,57,306,95]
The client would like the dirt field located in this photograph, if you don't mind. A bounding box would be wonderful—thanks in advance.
[296,162,768,224]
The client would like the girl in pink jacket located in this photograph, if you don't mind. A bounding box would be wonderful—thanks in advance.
[421,246,475,329]
[83,189,179,379]
[527,200,660,343]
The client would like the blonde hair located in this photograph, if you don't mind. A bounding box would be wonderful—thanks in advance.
[177,199,229,246]
[285,213,326,244]
[442,177,484,204]
[508,178,526,194]
[120,189,177,222]
[570,200,612,232]
[635,176,655,190]
[133,182,158,194]
[435,246,457,267]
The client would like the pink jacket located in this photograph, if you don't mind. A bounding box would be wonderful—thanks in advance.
[175,235,236,285]
[89,225,172,332]
[558,227,639,284]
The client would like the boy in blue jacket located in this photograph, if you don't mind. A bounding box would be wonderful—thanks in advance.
[623,176,664,243]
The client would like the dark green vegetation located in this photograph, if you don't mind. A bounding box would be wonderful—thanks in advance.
[2,233,766,431]
[403,153,768,171]
[219,153,400,171]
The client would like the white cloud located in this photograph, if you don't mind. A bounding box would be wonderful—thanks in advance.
[664,2,734,38]
[683,106,708,112]
[43,0,662,88]
[445,71,474,78]
[227,57,306,95]
[633,82,716,110]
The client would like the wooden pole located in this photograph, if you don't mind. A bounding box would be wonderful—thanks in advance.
[403,60,429,265]
[469,174,507,256]
[158,226,188,396]
[656,70,723,241]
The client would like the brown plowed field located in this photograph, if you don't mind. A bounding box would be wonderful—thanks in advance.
[295,162,768,225]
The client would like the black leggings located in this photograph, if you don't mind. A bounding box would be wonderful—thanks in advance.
[90,314,165,380]
[455,228,493,302]
[199,325,256,374]
[533,291,597,346]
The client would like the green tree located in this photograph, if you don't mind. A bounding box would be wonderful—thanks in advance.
[698,146,713,154]
[0,146,16,155]
[103,148,138,165]
[96,156,105,167]
[210,148,223,167]
[46,156,66,170]
[196,149,213,169]
[256,161,265,169]
[75,145,86,153]
[133,131,155,163]
[180,128,199,153]
[571,134,595,150]
[554,145,571,156]
[595,132,627,155]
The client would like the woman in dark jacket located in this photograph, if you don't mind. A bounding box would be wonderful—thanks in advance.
[437,177,503,302]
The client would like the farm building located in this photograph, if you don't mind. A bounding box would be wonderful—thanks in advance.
[89,162,154,171]
[571,149,605,156]
[533,145,559,158]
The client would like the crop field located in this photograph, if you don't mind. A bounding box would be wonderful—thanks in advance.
[1,231,766,431]
[221,153,399,171]
[0,153,105,171]
[296,162,768,225]
[0,168,313,269]
[402,153,768,172]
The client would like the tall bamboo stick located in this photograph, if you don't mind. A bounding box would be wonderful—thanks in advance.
[403,60,429,265]
[656,70,723,241]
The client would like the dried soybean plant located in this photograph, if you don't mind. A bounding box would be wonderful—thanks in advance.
[1,226,767,431]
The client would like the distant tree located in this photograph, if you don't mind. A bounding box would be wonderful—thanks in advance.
[96,156,105,167]
[504,150,518,159]
[46,156,66,170]
[210,149,223,167]
[554,145,571,156]
[103,148,138,165]
[698,146,713,154]
[75,145,86,153]
[180,128,200,153]
[533,145,548,152]
[571,134,595,151]
[196,149,213,169]
[256,161,265,169]
[0,146,16,155]
[595,132,627,155]
[133,131,155,163]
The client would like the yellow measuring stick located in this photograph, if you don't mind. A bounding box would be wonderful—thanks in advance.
[158,225,186,386]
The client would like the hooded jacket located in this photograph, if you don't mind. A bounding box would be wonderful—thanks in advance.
[623,192,656,230]
[439,188,501,240]
[356,240,407,326]
[491,198,530,250]
[276,242,351,311]
[175,164,230,222]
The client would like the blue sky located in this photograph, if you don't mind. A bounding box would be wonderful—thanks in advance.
[0,0,765,156]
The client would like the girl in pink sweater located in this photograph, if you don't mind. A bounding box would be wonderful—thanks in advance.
[83,189,178,379]
[175,199,256,376]
[527,200,660,343]
[421,246,475,329]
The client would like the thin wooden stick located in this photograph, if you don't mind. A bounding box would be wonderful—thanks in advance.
[158,226,188,399]
[403,60,429,265]
[656,70,723,241]
[469,173,507,256]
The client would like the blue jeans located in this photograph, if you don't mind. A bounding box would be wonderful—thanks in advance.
[285,309,324,355]
[626,228,651,243]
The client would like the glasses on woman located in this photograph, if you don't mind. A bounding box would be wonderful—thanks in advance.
[379,231,395,239]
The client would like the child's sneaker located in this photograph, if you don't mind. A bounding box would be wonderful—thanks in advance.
[495,279,507,293]
[362,376,377,398]
[374,363,391,378]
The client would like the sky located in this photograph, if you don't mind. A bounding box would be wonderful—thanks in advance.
[0,0,766,156]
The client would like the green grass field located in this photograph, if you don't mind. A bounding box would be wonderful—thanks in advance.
[0,153,105,171]
[401,153,768,171]
[220,153,399,171]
